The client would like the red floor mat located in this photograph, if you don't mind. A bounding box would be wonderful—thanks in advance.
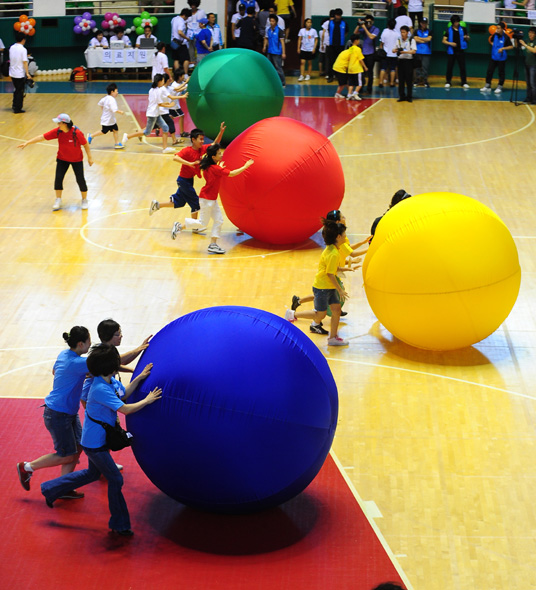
[1,399,405,590]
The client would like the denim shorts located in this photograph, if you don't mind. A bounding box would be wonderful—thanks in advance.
[313,287,340,312]
[44,405,82,457]
[145,115,169,135]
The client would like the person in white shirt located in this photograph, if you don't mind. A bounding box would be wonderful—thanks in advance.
[297,19,318,81]
[265,5,285,36]
[395,7,413,34]
[87,83,125,149]
[206,13,223,50]
[394,25,417,101]
[88,30,109,48]
[0,37,5,68]
[136,25,157,48]
[232,4,246,43]
[122,74,175,154]
[170,9,191,76]
[379,18,399,87]
[152,41,171,81]
[9,32,32,113]
[110,28,132,47]
[408,0,425,28]
[187,0,207,63]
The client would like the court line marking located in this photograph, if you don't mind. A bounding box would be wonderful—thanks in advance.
[338,103,535,157]
[329,99,383,140]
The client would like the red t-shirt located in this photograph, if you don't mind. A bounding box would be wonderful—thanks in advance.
[43,127,87,162]
[177,145,208,178]
[199,164,231,201]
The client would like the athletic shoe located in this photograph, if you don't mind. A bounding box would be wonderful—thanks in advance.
[52,198,62,211]
[162,147,175,154]
[480,85,491,92]
[340,311,348,317]
[122,133,129,144]
[207,242,226,254]
[298,75,304,82]
[291,295,301,311]
[334,92,344,98]
[305,74,310,81]
[114,143,124,149]
[173,139,184,145]
[325,75,330,79]
[444,83,451,88]
[81,199,89,210]
[327,336,349,346]
[180,131,190,137]
[115,463,123,471]
[494,86,502,94]
[171,221,182,240]
[284,309,296,322]
[310,323,329,335]
[351,93,362,101]
[149,200,159,216]
[463,83,470,89]
[87,133,92,144]
[16,462,31,491]
[59,490,85,499]
[192,227,207,234]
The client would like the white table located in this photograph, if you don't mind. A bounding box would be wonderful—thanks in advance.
[84,47,155,79]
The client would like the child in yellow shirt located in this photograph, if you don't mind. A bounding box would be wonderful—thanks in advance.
[333,34,367,101]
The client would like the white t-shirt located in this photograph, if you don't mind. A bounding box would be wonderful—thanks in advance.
[265,15,285,35]
[503,0,516,8]
[298,28,318,52]
[395,15,413,33]
[0,39,5,50]
[159,86,173,115]
[232,13,244,38]
[88,37,109,48]
[187,9,207,36]
[381,28,399,55]
[321,21,330,48]
[98,95,118,126]
[396,36,417,59]
[9,43,27,78]
[136,34,157,46]
[110,35,132,47]
[171,16,188,45]
[146,87,162,118]
[151,51,168,79]
[408,0,423,11]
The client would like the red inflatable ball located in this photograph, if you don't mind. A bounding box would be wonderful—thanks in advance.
[219,117,345,245]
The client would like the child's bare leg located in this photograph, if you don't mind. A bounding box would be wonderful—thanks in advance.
[307,61,313,76]
[300,59,305,77]
[178,116,184,134]
[295,310,327,323]
[162,132,168,149]
[329,303,342,339]
[112,129,119,144]
[91,130,104,139]
[336,85,345,95]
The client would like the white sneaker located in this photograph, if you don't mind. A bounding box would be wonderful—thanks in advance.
[480,85,491,92]
[114,143,125,150]
[81,199,89,210]
[162,147,175,154]
[207,242,226,254]
[149,200,159,216]
[334,92,344,98]
[304,74,310,81]
[52,198,62,211]
[298,75,304,82]
[327,336,349,346]
[122,132,128,145]
[191,227,207,234]
[171,221,182,240]
[463,83,470,89]
[351,93,362,101]
[494,86,502,94]
[284,309,296,322]
[115,463,123,471]
[444,83,451,89]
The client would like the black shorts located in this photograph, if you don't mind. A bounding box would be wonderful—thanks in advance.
[300,51,313,61]
[101,124,118,134]
[335,71,348,85]
[381,57,398,72]
[172,43,189,64]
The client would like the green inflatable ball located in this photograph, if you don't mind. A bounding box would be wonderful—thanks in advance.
[186,49,284,144]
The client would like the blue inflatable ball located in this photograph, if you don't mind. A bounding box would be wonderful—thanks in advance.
[126,306,338,514]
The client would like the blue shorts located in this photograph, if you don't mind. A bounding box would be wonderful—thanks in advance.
[44,405,82,457]
[312,287,340,312]
[170,176,200,213]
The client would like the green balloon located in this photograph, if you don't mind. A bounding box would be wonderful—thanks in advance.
[136,26,144,35]
[186,49,284,144]
[140,11,150,19]
[133,17,141,26]
[150,17,158,26]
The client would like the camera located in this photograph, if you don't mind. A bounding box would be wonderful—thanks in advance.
[512,29,524,40]
[26,78,35,88]
[396,47,403,56]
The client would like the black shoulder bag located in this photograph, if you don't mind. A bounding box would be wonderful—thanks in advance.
[86,413,133,451]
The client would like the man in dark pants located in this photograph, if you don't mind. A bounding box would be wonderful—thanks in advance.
[357,14,379,93]
[9,32,32,114]
[235,5,258,50]
[480,22,514,94]
[326,8,347,83]
[442,15,471,89]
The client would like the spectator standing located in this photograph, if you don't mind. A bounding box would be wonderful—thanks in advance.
[275,0,296,43]
[408,0,425,28]
[0,37,4,70]
[379,19,398,87]
[187,0,207,63]
[356,15,379,93]
[207,13,223,50]
[395,6,413,34]
[9,32,32,114]
[136,25,157,48]
[195,18,213,61]
[320,11,335,78]
[264,14,286,86]
[519,26,536,104]
[232,4,246,45]
[258,4,270,38]
[170,9,191,77]
[414,17,432,87]
[326,8,347,83]
[236,6,258,50]
[394,25,416,101]
[442,15,471,88]
[480,22,514,94]
[298,18,318,81]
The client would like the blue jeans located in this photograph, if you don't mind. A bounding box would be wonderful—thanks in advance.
[44,405,81,457]
[268,53,285,86]
[41,445,130,531]
[170,176,200,213]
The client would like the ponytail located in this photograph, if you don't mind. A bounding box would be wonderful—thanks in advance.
[63,326,89,349]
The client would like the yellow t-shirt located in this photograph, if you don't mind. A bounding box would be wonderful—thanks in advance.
[339,239,353,267]
[333,45,365,74]
[274,0,294,16]
[313,245,340,290]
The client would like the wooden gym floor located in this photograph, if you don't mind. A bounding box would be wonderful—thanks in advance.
[1,84,535,590]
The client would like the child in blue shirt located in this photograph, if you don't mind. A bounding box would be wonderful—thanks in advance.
[195,18,212,62]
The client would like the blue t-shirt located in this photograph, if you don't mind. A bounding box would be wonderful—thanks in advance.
[196,28,212,54]
[267,26,284,55]
[82,376,125,449]
[416,29,432,55]
[44,349,88,415]
[361,25,379,56]
[81,374,126,403]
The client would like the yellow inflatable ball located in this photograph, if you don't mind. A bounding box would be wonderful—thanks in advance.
[363,192,521,350]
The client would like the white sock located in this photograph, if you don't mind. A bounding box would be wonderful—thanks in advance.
[311,321,320,327]
[24,462,33,473]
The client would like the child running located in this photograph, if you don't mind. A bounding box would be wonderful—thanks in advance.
[183,143,254,254]
[285,219,351,346]
[148,122,225,235]
[170,68,189,139]
[121,74,175,154]
[292,209,370,330]
[87,83,125,150]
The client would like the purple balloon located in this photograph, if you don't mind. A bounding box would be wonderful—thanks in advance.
[89,20,96,28]
[82,29,90,35]
[73,25,82,34]
[82,11,92,19]
[101,20,109,29]
[74,16,82,24]
[120,19,126,27]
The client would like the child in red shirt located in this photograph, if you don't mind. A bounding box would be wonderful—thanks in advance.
[185,143,253,254]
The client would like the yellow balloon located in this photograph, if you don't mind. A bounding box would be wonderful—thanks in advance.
[363,192,521,350]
